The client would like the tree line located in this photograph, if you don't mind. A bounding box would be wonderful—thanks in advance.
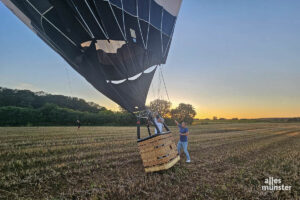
[0,87,196,126]
[149,99,196,125]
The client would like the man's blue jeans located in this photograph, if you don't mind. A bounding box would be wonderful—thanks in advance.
[177,141,190,161]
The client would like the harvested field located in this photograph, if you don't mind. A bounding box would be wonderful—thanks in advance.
[0,123,299,199]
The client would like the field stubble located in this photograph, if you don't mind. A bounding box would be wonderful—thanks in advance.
[0,123,299,199]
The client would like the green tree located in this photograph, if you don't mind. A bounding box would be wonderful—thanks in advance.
[0,87,106,113]
[171,103,196,124]
[149,99,171,118]
[118,106,128,113]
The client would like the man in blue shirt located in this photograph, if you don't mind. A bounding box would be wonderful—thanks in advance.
[175,120,191,163]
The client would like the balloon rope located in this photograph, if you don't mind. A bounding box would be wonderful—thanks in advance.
[160,66,171,103]
[64,66,73,97]
[157,66,162,100]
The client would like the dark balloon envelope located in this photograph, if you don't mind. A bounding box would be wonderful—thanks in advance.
[2,0,182,112]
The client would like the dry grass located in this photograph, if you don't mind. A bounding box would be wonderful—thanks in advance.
[0,123,299,199]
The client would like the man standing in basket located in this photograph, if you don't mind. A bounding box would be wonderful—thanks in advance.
[175,120,191,163]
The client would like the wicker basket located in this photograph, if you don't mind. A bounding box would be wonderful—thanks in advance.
[138,132,180,172]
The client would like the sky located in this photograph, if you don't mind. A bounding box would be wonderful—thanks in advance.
[0,0,300,119]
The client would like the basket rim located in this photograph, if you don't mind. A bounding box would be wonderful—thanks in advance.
[137,131,172,143]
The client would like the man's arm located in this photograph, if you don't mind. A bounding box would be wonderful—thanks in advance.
[175,120,179,126]
[180,131,189,136]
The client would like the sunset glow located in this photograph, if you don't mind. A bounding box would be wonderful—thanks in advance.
[1,1,300,119]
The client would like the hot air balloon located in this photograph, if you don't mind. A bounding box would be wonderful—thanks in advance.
[2,0,182,172]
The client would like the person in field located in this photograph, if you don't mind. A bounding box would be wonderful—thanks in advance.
[76,119,81,130]
[175,120,191,163]
[154,115,164,134]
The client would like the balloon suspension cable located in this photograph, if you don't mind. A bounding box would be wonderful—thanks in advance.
[64,65,73,97]
[159,66,171,103]
[157,66,162,100]
[155,65,171,103]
